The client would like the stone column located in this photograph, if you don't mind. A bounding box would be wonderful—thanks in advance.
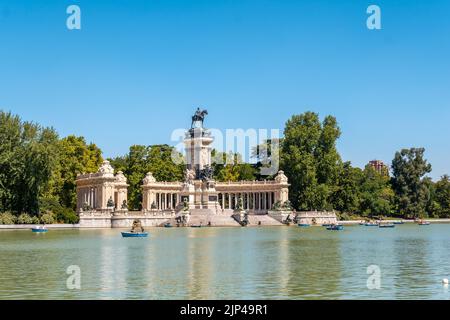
[263,192,267,211]
[163,193,166,210]
[269,192,272,210]
[158,193,161,210]
[93,187,97,209]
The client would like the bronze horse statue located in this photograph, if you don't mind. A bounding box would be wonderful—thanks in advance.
[191,108,208,128]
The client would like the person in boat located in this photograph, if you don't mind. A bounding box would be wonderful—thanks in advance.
[131,219,144,233]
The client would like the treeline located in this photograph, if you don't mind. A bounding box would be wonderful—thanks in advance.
[1,110,449,223]
[277,112,450,219]
[0,111,102,224]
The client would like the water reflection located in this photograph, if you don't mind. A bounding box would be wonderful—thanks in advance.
[1,226,450,300]
[287,228,342,299]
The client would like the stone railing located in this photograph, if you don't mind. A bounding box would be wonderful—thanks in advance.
[218,180,284,186]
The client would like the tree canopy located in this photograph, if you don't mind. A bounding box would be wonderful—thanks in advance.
[1,110,450,222]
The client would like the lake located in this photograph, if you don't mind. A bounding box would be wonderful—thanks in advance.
[0,225,449,300]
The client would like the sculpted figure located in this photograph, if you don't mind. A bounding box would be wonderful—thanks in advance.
[184,168,195,185]
[191,108,208,128]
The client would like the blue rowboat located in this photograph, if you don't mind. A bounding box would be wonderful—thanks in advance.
[365,223,378,227]
[418,222,431,226]
[379,224,395,229]
[393,221,404,225]
[164,223,173,228]
[298,224,311,227]
[121,232,149,238]
[191,225,202,228]
[32,227,48,233]
[327,225,344,231]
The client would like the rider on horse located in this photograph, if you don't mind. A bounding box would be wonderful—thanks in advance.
[191,108,208,128]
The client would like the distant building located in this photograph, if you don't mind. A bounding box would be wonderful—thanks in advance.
[368,160,389,176]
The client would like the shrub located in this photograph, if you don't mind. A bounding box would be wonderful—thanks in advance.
[55,208,79,224]
[338,212,351,221]
[40,198,78,224]
[17,213,34,224]
[0,212,17,225]
[31,216,40,224]
[40,212,55,224]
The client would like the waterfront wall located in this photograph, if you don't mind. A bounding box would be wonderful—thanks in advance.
[0,224,79,230]
[268,210,338,225]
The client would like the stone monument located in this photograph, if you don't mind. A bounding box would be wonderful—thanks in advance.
[180,108,220,214]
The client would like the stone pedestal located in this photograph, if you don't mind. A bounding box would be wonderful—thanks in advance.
[232,210,247,224]
[268,211,293,224]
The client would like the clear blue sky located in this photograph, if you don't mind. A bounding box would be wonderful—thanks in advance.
[1,0,449,179]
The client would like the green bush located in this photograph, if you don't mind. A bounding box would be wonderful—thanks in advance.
[337,212,351,221]
[40,212,55,224]
[40,198,79,224]
[31,216,40,224]
[17,213,34,224]
[0,212,17,225]
[55,208,79,224]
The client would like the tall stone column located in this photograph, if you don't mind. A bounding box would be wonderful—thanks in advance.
[158,193,161,210]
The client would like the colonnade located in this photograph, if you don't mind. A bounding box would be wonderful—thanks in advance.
[152,192,181,210]
[79,187,98,209]
[217,192,275,212]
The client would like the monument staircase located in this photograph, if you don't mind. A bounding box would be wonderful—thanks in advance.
[245,215,283,226]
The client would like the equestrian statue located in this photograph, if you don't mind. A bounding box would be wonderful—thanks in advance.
[191,108,208,128]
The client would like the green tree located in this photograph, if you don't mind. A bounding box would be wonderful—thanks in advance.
[212,151,257,182]
[330,162,363,214]
[252,138,282,180]
[0,111,59,215]
[46,135,103,210]
[391,148,432,219]
[432,175,450,218]
[281,112,342,210]
[359,165,394,217]
[109,144,183,210]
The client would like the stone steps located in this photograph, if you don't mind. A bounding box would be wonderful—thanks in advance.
[246,215,283,226]
[161,213,282,227]
[187,214,241,227]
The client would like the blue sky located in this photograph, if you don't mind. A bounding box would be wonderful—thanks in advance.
[1,0,449,179]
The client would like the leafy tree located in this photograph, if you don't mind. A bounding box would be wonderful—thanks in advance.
[46,135,103,210]
[252,138,282,180]
[281,112,342,210]
[359,165,394,217]
[109,144,183,210]
[391,148,432,219]
[212,151,257,182]
[431,175,450,218]
[330,162,363,214]
[0,111,59,215]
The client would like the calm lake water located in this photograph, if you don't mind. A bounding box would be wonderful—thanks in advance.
[0,225,450,300]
